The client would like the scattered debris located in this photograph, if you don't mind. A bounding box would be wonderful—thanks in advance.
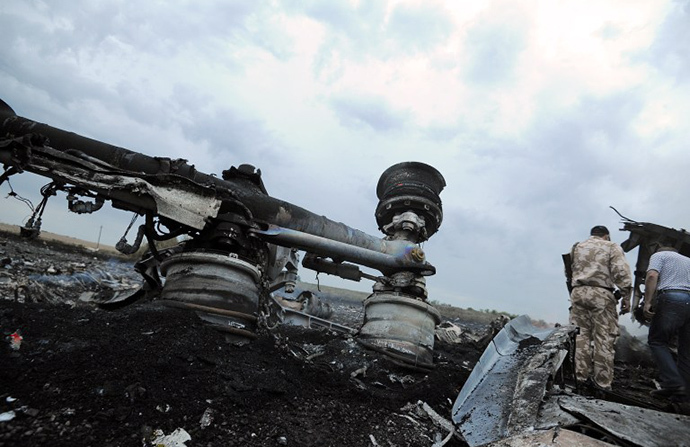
[0,232,142,307]
[156,404,171,414]
[266,292,357,335]
[8,330,22,350]
[618,214,690,324]
[274,290,333,319]
[435,321,464,344]
[148,428,191,447]
[199,408,214,429]
[0,229,684,446]
[0,411,15,422]
[452,315,690,446]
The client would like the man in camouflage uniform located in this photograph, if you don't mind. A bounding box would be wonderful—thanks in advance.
[568,225,632,390]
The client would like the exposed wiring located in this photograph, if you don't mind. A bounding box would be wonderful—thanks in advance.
[3,178,35,212]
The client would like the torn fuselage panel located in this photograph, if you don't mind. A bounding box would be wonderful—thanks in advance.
[554,394,690,447]
[451,315,574,446]
[0,138,222,231]
[453,313,690,447]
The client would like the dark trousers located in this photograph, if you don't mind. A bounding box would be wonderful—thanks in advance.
[648,291,690,390]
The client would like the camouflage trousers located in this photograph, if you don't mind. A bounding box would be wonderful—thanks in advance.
[569,286,619,389]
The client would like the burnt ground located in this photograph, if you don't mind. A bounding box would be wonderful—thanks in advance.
[0,230,482,447]
[0,229,683,446]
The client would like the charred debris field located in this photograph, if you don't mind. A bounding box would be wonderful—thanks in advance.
[0,228,490,446]
[0,227,678,447]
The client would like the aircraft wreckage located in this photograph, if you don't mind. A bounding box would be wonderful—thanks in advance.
[0,97,445,370]
[2,98,689,446]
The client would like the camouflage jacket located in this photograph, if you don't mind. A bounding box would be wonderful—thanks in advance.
[570,236,633,300]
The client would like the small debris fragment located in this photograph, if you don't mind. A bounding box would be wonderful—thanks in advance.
[78,291,96,302]
[0,411,16,422]
[350,366,368,378]
[435,322,463,343]
[388,374,415,387]
[150,428,191,447]
[9,331,23,350]
[24,408,40,417]
[418,401,454,433]
[199,408,214,429]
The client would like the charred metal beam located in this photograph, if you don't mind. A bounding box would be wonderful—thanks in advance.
[0,99,440,275]
[251,225,433,275]
[1,98,447,359]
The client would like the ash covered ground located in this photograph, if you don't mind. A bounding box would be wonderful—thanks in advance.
[0,228,678,446]
[0,230,485,446]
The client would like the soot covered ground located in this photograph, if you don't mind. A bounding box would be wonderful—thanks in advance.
[0,231,481,446]
[0,229,678,447]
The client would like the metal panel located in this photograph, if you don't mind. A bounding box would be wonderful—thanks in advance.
[451,315,574,446]
[558,395,690,447]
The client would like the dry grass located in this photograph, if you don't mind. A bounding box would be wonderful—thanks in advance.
[0,221,120,255]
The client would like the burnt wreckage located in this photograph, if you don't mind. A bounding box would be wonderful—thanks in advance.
[448,216,690,446]
[615,210,690,326]
[2,98,690,446]
[0,98,445,370]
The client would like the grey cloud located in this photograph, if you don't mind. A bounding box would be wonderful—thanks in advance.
[0,1,292,67]
[422,125,462,142]
[646,1,690,83]
[433,90,648,263]
[471,91,645,236]
[0,3,253,112]
[462,24,526,85]
[529,91,645,167]
[466,90,647,200]
[286,0,387,43]
[387,3,454,53]
[298,1,388,79]
[0,18,111,110]
[329,94,409,132]
[427,206,546,316]
[176,102,290,171]
[288,0,452,79]
[0,0,298,152]
[117,1,292,59]
[596,22,625,41]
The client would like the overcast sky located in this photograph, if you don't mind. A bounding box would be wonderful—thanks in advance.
[2,1,690,333]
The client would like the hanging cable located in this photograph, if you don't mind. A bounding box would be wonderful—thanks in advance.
[3,177,35,212]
